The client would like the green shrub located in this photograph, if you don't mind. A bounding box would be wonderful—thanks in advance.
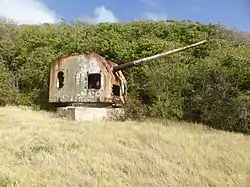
[226,94,250,133]
[0,59,14,106]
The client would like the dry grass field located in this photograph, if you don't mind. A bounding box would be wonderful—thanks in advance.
[0,106,250,187]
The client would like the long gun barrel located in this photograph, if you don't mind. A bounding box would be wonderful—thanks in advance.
[112,40,207,72]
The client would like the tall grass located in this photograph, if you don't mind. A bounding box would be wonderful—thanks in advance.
[0,106,250,187]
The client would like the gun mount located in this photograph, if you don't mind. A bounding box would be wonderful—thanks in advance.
[48,40,207,121]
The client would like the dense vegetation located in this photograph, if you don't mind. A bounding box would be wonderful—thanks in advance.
[0,17,250,133]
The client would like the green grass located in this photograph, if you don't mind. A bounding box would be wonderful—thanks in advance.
[0,106,250,187]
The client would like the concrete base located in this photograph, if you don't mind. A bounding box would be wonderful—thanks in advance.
[56,106,126,121]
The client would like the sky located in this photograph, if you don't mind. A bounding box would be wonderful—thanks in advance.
[0,0,250,32]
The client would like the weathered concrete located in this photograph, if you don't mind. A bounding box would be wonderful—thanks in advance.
[56,106,126,121]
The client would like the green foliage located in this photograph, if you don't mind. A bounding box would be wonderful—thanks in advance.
[0,18,250,133]
[0,58,13,106]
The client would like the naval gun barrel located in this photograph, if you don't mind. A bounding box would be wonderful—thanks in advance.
[112,40,207,72]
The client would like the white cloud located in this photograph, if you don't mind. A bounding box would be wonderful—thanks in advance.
[143,12,168,21]
[0,0,57,25]
[84,6,118,24]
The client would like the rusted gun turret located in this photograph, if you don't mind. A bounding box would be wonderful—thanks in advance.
[49,39,207,121]
[112,40,207,72]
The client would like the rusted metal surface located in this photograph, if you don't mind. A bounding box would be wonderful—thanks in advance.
[49,53,127,105]
[112,40,207,72]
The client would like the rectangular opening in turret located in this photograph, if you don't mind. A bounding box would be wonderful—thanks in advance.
[112,84,120,96]
[88,73,101,89]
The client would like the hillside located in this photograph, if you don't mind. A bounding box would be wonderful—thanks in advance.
[1,19,250,133]
[0,106,250,187]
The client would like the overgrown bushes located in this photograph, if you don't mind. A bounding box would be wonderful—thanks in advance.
[0,18,250,133]
[0,59,13,106]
